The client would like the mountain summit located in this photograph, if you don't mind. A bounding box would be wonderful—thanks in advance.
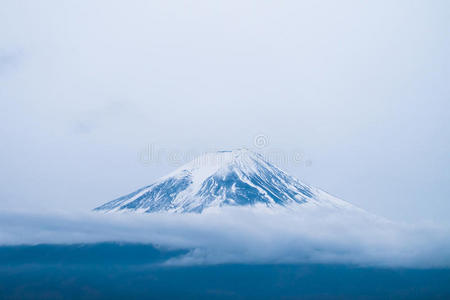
[95,149,352,213]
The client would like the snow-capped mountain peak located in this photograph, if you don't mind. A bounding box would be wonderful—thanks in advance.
[165,149,275,184]
[94,149,352,213]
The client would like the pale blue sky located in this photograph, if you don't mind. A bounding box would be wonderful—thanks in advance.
[1,0,449,223]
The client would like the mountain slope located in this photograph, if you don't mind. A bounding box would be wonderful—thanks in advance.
[94,149,352,213]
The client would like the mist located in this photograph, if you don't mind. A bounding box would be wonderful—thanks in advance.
[1,207,449,268]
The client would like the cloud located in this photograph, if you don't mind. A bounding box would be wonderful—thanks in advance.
[1,207,449,268]
[0,50,20,75]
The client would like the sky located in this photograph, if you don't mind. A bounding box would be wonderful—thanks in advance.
[1,1,449,223]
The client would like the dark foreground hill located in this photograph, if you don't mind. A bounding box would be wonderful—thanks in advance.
[1,243,449,299]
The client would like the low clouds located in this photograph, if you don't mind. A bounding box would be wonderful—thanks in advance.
[1,207,449,268]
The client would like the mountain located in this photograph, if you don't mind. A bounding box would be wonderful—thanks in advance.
[94,149,353,213]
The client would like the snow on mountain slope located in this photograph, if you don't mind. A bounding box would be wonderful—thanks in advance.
[94,149,354,213]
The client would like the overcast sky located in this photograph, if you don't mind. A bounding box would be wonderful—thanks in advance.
[1,1,449,223]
